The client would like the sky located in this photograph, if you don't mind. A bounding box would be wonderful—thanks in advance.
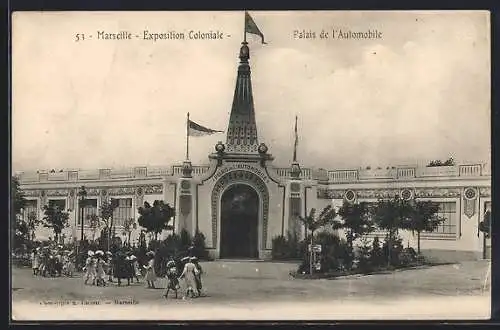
[12,11,491,172]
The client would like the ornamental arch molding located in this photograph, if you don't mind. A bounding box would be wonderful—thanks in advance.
[211,169,270,250]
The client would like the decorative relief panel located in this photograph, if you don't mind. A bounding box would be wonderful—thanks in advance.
[135,187,144,206]
[415,188,461,198]
[107,187,136,196]
[24,190,39,197]
[211,170,270,250]
[344,190,357,203]
[68,189,76,210]
[39,190,47,208]
[44,189,69,197]
[463,187,478,218]
[400,189,414,201]
[479,187,491,197]
[180,180,191,196]
[144,184,163,195]
[318,187,462,199]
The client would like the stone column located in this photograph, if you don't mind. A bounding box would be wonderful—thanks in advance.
[285,162,304,239]
[176,161,196,236]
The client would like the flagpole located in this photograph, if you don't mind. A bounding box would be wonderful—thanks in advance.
[243,11,247,43]
[293,115,298,162]
[186,112,190,160]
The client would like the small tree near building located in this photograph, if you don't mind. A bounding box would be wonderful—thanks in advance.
[11,176,27,251]
[298,205,337,274]
[42,204,70,243]
[99,199,119,249]
[137,200,175,241]
[27,211,41,244]
[403,199,445,254]
[333,201,375,269]
[479,210,491,238]
[88,214,101,242]
[122,218,137,246]
[372,196,412,266]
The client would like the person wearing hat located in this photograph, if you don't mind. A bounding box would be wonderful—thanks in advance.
[31,248,40,276]
[191,257,204,297]
[84,250,96,285]
[178,256,200,298]
[130,255,141,283]
[163,260,180,299]
[95,251,107,286]
[65,251,75,277]
[113,251,131,286]
[106,251,114,282]
[144,251,157,289]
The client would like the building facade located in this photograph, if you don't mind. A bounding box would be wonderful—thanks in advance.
[16,42,491,262]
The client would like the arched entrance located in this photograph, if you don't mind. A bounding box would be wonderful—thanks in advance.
[220,184,259,259]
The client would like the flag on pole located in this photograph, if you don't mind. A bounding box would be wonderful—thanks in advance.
[188,119,224,137]
[245,11,266,44]
[293,115,299,162]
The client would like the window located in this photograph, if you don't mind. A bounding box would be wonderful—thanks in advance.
[78,199,97,225]
[48,199,66,210]
[23,200,38,221]
[432,202,457,235]
[112,198,133,227]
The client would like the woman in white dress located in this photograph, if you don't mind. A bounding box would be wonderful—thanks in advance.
[179,257,200,298]
[84,250,96,285]
[144,251,157,289]
[95,251,106,286]
[131,255,141,283]
[31,248,40,276]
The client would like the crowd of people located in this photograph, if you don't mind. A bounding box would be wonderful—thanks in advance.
[30,245,76,278]
[30,244,205,300]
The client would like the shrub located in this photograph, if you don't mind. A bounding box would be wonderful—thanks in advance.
[271,235,288,260]
[398,247,419,267]
[179,229,192,252]
[271,231,302,260]
[382,236,404,267]
[314,232,350,273]
[355,237,372,272]
[369,236,384,269]
[191,230,209,260]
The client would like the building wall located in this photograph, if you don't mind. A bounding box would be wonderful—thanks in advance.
[17,162,491,262]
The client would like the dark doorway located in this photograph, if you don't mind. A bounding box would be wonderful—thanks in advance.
[220,184,259,259]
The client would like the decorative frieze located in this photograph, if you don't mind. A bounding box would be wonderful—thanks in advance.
[144,184,163,195]
[317,187,462,199]
[24,190,39,197]
[414,188,461,198]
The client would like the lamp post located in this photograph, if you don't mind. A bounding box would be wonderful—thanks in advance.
[78,186,87,244]
[108,198,119,252]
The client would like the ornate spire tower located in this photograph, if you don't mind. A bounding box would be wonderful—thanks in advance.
[225,42,260,153]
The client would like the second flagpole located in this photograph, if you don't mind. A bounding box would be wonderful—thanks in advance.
[186,112,190,160]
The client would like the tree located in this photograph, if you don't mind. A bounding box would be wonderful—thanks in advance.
[99,199,119,250]
[27,211,41,243]
[403,200,445,254]
[298,205,337,274]
[479,210,491,239]
[12,176,27,217]
[122,218,137,246]
[372,196,412,266]
[11,176,27,250]
[137,200,175,241]
[87,214,101,242]
[42,204,70,243]
[333,201,375,269]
